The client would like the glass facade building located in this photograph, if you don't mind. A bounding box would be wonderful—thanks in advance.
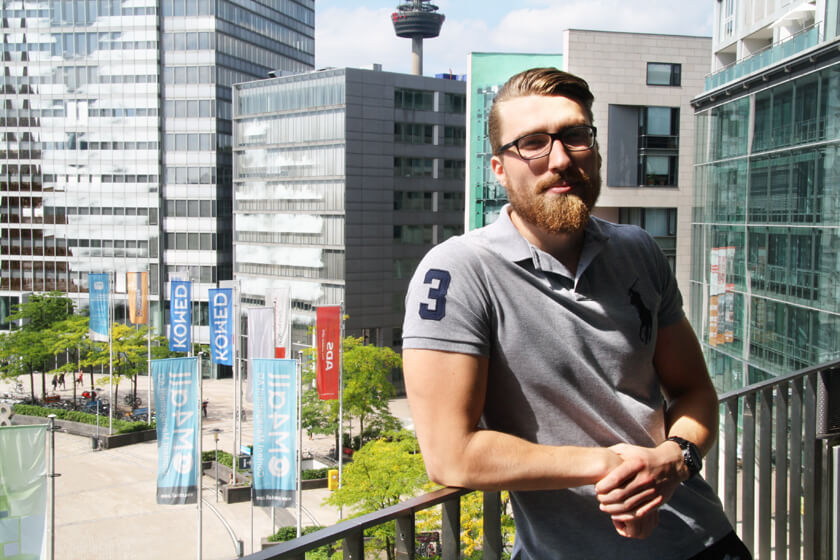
[692,2,840,391]
[233,68,466,362]
[0,0,313,336]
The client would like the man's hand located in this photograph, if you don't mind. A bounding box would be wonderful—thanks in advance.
[611,509,659,539]
[594,441,687,522]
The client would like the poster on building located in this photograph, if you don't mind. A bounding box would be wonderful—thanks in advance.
[708,247,736,346]
[127,271,149,325]
[315,306,341,400]
[251,358,297,507]
[169,280,191,352]
[152,357,199,504]
[88,273,110,342]
[208,288,233,366]
[0,425,46,559]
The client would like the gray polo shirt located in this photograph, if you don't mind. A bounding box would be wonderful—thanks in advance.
[403,206,732,559]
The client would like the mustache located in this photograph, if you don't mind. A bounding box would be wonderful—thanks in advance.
[534,170,589,193]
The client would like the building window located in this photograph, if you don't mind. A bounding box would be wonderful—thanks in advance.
[619,208,677,271]
[394,157,433,177]
[394,191,432,210]
[439,191,465,212]
[394,122,433,144]
[647,63,681,86]
[443,160,465,180]
[393,225,433,244]
[444,125,466,146]
[394,88,434,111]
[607,105,679,187]
[444,93,466,113]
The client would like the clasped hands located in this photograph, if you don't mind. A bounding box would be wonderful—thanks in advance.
[593,441,688,540]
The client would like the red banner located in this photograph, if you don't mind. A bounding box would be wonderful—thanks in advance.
[316,306,341,400]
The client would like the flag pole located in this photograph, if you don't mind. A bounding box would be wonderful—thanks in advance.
[337,301,344,516]
[197,356,203,560]
[296,350,303,538]
[232,280,239,483]
[147,272,152,425]
[108,271,114,435]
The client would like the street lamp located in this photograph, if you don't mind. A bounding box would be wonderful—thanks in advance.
[211,428,222,502]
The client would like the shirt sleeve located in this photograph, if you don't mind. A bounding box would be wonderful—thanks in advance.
[645,231,684,328]
[402,237,492,357]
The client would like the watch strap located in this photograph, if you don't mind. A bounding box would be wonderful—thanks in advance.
[667,436,702,477]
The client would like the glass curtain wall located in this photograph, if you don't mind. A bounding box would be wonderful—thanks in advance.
[692,65,840,391]
[233,70,346,346]
[1,0,162,324]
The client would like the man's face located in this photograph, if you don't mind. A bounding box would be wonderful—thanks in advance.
[490,95,601,234]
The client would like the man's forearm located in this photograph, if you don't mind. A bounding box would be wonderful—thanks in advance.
[420,427,622,491]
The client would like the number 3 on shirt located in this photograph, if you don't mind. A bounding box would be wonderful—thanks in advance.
[419,269,451,321]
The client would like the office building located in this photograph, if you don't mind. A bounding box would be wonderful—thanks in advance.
[0,0,314,337]
[691,0,840,390]
[467,30,711,307]
[232,67,466,360]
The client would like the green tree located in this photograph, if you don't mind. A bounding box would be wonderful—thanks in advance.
[0,292,73,400]
[324,430,428,560]
[300,337,402,454]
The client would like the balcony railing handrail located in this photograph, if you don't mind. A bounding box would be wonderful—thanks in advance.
[244,358,840,559]
[717,359,831,402]
[706,21,820,82]
[243,486,472,560]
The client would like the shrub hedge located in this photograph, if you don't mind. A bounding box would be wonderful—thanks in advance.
[13,403,154,434]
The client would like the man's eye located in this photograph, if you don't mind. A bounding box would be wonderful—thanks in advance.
[519,135,548,150]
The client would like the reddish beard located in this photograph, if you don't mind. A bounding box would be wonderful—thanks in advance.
[507,167,601,234]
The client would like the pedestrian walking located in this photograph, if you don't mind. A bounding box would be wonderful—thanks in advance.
[51,376,58,391]
[58,373,66,389]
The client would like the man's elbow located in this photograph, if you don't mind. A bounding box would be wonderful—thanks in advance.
[422,453,471,488]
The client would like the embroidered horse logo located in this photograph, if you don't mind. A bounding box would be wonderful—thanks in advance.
[628,279,652,344]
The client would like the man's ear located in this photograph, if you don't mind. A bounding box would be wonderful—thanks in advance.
[490,155,508,188]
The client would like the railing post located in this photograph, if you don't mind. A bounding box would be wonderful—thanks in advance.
[724,398,738,525]
[775,382,789,560]
[441,495,460,560]
[483,491,502,560]
[743,392,756,556]
[759,386,773,560]
[395,514,415,560]
[343,531,364,560]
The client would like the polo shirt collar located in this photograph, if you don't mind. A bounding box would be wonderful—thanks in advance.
[484,204,610,281]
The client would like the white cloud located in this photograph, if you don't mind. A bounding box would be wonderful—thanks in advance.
[315,1,714,76]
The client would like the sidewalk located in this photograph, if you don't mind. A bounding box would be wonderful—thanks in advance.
[2,376,413,559]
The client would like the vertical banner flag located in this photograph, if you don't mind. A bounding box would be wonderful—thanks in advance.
[152,357,199,504]
[127,271,149,325]
[208,288,234,365]
[169,280,191,352]
[0,425,47,559]
[251,358,297,507]
[315,306,341,400]
[247,307,274,402]
[88,273,110,342]
[267,286,291,358]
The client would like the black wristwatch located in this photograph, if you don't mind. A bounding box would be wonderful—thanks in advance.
[667,436,702,478]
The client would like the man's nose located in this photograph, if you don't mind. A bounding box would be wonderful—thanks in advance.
[547,138,573,172]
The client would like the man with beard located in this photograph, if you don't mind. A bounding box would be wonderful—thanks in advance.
[401,68,750,559]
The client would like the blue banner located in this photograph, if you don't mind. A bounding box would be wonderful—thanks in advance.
[88,273,109,342]
[169,280,191,352]
[208,288,233,365]
[252,358,297,507]
[152,357,200,505]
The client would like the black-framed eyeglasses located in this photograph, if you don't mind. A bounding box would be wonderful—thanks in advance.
[495,125,597,160]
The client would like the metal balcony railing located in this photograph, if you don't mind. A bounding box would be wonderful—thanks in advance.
[243,359,840,560]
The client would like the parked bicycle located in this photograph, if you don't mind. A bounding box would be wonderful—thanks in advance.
[123,394,142,408]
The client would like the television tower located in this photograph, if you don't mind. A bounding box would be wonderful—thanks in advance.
[391,1,445,75]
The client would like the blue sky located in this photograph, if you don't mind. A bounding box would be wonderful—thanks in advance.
[315,1,716,76]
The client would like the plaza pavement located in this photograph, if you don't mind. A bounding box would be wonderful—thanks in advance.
[2,376,414,560]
